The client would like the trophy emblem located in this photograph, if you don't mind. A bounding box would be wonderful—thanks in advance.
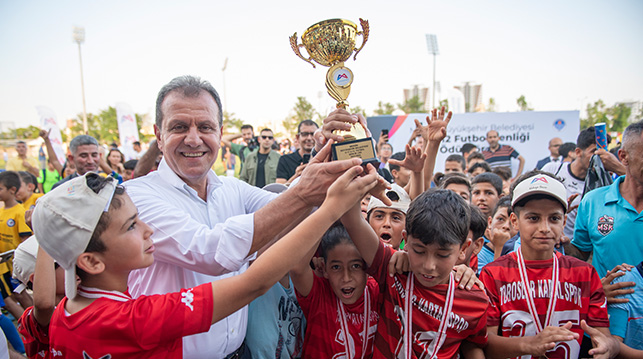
[290,18,377,164]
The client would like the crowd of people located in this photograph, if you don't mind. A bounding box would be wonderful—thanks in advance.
[0,74,641,359]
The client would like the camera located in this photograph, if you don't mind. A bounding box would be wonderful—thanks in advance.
[247,136,259,151]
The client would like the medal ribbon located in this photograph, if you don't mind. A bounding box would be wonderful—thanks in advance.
[516,247,559,333]
[404,271,455,359]
[337,288,370,359]
[77,285,132,302]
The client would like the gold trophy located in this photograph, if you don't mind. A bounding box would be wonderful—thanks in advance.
[290,18,377,164]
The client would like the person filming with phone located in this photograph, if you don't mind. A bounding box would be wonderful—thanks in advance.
[276,120,319,185]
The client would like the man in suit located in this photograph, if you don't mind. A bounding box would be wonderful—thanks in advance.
[535,137,563,169]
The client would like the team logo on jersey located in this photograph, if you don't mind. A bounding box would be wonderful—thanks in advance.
[181,288,195,311]
[6,219,15,227]
[83,352,111,359]
[597,215,614,236]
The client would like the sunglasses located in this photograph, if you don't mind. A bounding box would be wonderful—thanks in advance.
[261,135,274,140]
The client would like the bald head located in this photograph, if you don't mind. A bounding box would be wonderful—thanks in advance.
[548,137,563,157]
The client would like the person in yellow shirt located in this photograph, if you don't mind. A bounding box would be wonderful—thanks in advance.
[6,141,39,177]
[17,172,43,211]
[0,171,33,319]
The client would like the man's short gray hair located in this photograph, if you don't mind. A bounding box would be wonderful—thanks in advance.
[69,135,99,155]
[155,75,223,131]
[622,120,643,152]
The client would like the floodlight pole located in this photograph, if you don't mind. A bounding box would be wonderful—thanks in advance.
[73,27,88,134]
[425,34,439,109]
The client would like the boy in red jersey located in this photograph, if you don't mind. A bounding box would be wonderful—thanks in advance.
[479,172,619,359]
[342,187,489,358]
[30,157,383,359]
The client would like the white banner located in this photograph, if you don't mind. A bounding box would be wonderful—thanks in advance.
[35,106,66,166]
[115,102,140,161]
[387,111,580,176]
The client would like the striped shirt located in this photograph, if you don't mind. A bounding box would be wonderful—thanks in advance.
[481,144,520,169]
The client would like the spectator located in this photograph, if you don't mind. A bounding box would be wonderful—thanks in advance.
[107,148,125,175]
[481,130,525,179]
[132,141,145,160]
[239,128,280,188]
[52,135,122,189]
[460,143,478,167]
[468,161,492,178]
[558,142,577,162]
[221,124,257,170]
[471,172,503,219]
[6,141,39,177]
[571,121,643,290]
[123,160,138,181]
[388,152,411,187]
[445,154,466,174]
[466,151,486,172]
[535,137,563,169]
[438,172,471,202]
[492,166,512,196]
[276,120,318,185]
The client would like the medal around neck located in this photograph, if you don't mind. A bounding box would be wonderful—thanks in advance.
[290,18,377,165]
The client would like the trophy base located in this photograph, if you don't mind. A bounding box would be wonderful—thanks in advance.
[331,137,378,166]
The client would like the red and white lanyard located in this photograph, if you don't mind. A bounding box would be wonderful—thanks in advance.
[337,289,371,359]
[404,271,455,359]
[77,286,132,302]
[516,247,559,333]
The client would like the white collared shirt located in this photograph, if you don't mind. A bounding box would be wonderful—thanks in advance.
[124,158,276,359]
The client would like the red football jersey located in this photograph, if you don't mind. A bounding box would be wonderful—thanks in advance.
[368,241,489,359]
[469,253,479,271]
[296,274,379,359]
[18,306,51,359]
[479,251,609,359]
[47,284,214,358]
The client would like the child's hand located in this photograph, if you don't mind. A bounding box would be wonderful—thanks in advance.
[528,322,578,356]
[489,227,511,249]
[602,263,635,304]
[388,144,426,173]
[453,264,484,290]
[388,250,409,277]
[324,164,379,214]
[311,257,325,278]
[581,320,620,359]
[363,163,392,206]
[414,106,452,143]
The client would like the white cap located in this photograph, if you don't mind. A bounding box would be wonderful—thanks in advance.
[367,183,411,215]
[12,235,39,293]
[31,173,117,299]
[511,174,568,212]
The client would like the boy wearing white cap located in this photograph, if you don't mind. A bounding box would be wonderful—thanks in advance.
[366,183,410,250]
[479,171,618,358]
[31,166,382,358]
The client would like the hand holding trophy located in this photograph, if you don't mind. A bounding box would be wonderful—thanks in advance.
[290,18,378,165]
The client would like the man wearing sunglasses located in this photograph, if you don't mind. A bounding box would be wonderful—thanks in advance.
[276,120,319,185]
[239,128,281,187]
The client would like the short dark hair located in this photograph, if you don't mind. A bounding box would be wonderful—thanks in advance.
[69,135,99,155]
[155,75,222,131]
[467,162,492,175]
[241,124,254,132]
[297,120,319,134]
[471,172,503,196]
[260,128,273,134]
[438,172,471,192]
[16,141,26,146]
[381,143,393,152]
[320,223,357,262]
[492,166,512,181]
[469,205,487,240]
[576,127,596,150]
[467,151,485,162]
[0,171,21,192]
[132,141,141,147]
[446,154,466,171]
[18,171,37,187]
[460,143,477,157]
[559,142,576,158]
[388,152,406,173]
[491,196,512,218]
[123,160,138,170]
[406,189,470,247]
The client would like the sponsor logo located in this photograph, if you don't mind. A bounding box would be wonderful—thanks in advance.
[182,288,195,311]
[553,119,565,131]
[530,176,549,184]
[597,215,614,236]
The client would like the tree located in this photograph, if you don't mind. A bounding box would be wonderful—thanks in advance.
[222,111,244,133]
[516,95,533,111]
[374,101,395,115]
[67,106,148,144]
[487,97,497,112]
[283,97,319,136]
[0,125,41,140]
[397,96,425,114]
[581,100,631,132]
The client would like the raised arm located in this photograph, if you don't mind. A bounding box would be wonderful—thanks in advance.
[210,162,379,324]
[39,129,63,176]
[133,140,161,178]
[221,133,242,149]
[419,107,452,190]
[388,144,426,200]
[32,246,57,326]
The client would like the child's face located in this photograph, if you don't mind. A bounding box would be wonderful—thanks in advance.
[98,193,155,271]
[489,207,511,233]
[471,182,499,218]
[368,208,406,249]
[323,243,368,305]
[510,198,565,259]
[406,234,467,288]
[16,179,31,202]
[392,167,412,188]
[360,194,371,219]
[0,183,15,202]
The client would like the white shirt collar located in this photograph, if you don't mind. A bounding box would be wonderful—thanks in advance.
[157,157,223,197]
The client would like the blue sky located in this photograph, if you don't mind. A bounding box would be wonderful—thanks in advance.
[1,0,642,132]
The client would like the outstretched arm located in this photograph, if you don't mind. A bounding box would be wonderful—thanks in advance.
[421,107,452,190]
[210,162,380,324]
[39,129,63,176]
[389,144,426,200]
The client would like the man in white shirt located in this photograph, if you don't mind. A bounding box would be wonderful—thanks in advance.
[124,75,372,359]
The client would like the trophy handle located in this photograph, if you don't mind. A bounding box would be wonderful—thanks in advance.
[289,33,316,68]
[353,18,370,61]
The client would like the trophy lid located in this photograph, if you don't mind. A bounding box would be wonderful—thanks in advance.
[301,19,360,67]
